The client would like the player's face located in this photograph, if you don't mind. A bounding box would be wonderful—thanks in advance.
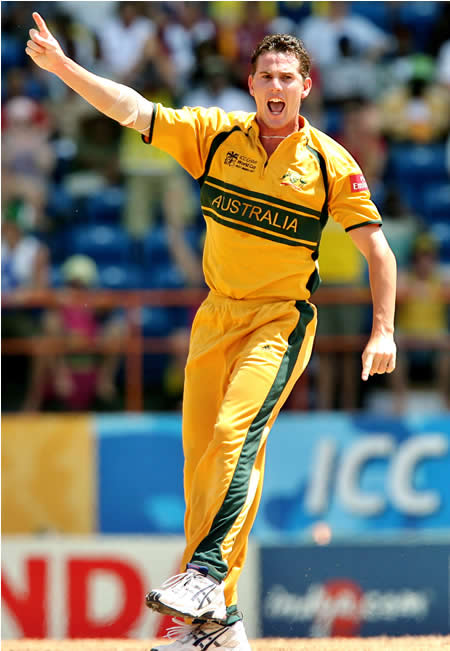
[248,51,311,135]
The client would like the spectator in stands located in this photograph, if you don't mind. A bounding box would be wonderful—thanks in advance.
[163,327,193,410]
[74,112,122,183]
[1,2,32,73]
[298,1,394,69]
[93,1,176,99]
[155,1,217,92]
[427,2,450,59]
[211,1,274,89]
[118,48,196,238]
[318,35,379,109]
[2,200,50,410]
[232,2,274,87]
[436,39,450,89]
[316,97,388,410]
[391,234,449,413]
[118,105,195,237]
[48,10,98,73]
[388,23,421,88]
[447,135,450,177]
[2,94,55,231]
[335,101,387,196]
[183,55,255,113]
[160,182,205,410]
[379,189,420,269]
[22,255,123,412]
[2,63,48,104]
[315,218,367,411]
[1,197,49,302]
[96,1,158,85]
[267,0,310,36]
[378,55,450,144]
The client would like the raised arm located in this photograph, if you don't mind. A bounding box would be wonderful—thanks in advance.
[348,225,397,381]
[26,12,153,136]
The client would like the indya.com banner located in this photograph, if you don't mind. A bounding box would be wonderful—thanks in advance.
[260,542,450,637]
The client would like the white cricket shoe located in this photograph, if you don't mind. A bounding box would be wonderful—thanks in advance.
[150,618,251,650]
[146,566,227,623]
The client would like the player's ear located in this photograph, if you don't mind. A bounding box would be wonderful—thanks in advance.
[248,74,254,97]
[301,77,312,100]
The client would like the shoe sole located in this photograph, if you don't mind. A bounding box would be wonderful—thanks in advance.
[146,593,227,624]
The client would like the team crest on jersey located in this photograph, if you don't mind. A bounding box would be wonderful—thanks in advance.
[224,151,239,166]
[281,169,307,191]
[224,151,257,172]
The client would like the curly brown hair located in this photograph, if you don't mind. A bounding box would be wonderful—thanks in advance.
[250,34,311,79]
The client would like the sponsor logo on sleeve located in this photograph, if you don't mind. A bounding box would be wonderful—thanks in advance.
[349,173,368,193]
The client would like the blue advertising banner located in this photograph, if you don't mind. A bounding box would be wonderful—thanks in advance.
[96,414,185,533]
[261,542,450,637]
[95,412,450,536]
[253,412,450,539]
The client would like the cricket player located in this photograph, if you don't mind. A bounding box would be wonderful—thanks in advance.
[26,13,397,650]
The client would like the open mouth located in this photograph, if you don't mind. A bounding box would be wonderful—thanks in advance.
[267,98,285,115]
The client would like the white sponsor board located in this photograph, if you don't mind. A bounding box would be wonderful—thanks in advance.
[2,536,259,639]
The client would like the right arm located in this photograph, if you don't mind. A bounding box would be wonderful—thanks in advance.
[26,12,153,136]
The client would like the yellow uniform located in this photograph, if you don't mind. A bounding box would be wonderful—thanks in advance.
[396,273,447,336]
[143,105,381,621]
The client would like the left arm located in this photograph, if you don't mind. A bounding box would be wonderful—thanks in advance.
[349,225,397,381]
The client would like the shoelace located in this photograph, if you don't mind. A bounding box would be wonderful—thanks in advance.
[166,617,195,640]
[166,618,228,645]
[160,570,194,590]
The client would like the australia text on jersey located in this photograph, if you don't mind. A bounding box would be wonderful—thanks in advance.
[201,176,322,249]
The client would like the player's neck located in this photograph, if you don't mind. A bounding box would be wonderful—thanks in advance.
[260,137,282,158]
[257,115,301,141]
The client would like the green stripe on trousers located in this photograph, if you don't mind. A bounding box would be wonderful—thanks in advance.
[190,301,315,580]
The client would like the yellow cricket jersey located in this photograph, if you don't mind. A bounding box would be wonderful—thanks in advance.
[143,105,382,301]
[396,273,447,336]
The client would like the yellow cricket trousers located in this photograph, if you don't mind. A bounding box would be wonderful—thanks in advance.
[180,292,317,622]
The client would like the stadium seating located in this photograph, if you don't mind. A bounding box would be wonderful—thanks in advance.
[84,187,125,224]
[97,263,143,290]
[386,144,448,218]
[66,224,132,264]
[350,1,391,30]
[397,1,441,51]
[422,184,450,224]
[430,221,450,263]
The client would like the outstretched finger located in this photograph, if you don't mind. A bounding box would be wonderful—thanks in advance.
[26,39,45,54]
[361,352,374,381]
[29,31,50,52]
[32,12,50,36]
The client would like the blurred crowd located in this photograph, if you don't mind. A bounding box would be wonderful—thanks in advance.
[2,0,449,413]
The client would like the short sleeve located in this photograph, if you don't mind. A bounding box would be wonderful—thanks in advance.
[327,141,382,232]
[142,104,230,180]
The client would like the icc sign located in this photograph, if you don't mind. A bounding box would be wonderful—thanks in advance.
[304,434,448,517]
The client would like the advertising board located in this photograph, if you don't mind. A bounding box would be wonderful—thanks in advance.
[1,536,259,639]
[3,413,449,538]
[261,542,450,637]
[254,412,450,538]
